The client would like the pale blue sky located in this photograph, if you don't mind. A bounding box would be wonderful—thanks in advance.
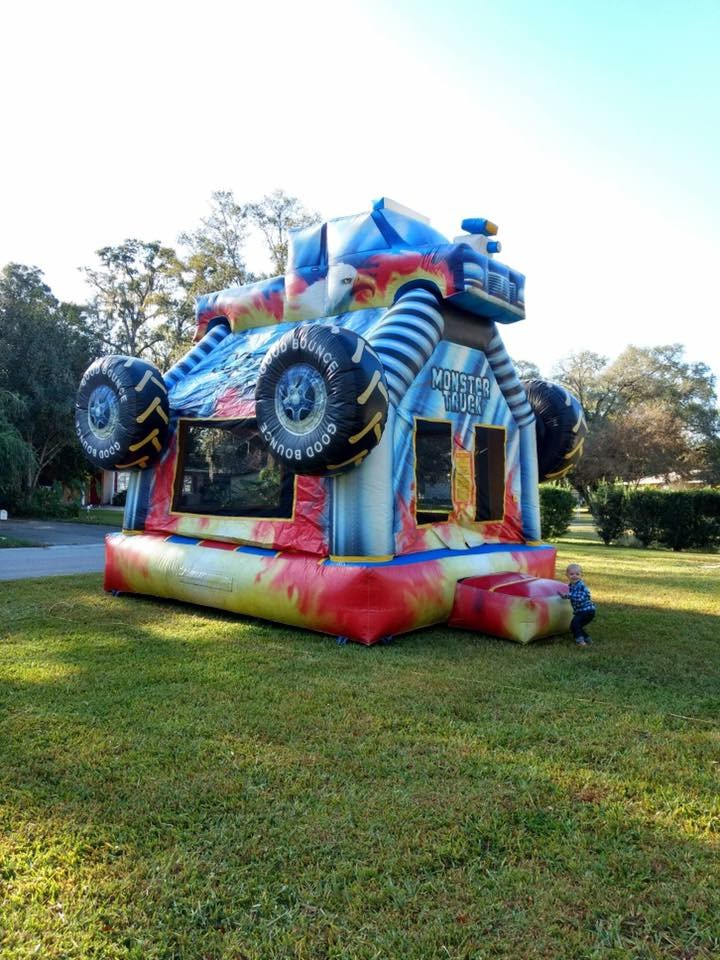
[2,0,718,385]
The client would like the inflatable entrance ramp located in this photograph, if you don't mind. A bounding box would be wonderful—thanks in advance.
[449,572,572,644]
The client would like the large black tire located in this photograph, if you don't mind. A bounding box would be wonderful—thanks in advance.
[255,323,388,475]
[522,379,587,481]
[75,356,170,471]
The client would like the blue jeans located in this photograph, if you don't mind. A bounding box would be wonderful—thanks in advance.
[571,609,595,640]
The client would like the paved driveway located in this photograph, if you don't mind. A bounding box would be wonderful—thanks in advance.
[0,519,119,580]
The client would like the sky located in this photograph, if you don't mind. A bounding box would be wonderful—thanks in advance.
[2,0,719,384]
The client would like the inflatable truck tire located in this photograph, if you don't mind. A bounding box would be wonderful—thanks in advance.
[522,378,587,481]
[75,356,170,471]
[255,323,388,475]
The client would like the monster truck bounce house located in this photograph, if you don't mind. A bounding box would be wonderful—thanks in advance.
[75,198,586,645]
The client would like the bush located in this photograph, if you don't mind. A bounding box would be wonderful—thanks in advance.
[16,483,81,520]
[588,482,626,545]
[625,488,664,547]
[657,491,697,551]
[112,489,127,507]
[689,489,720,548]
[539,485,576,539]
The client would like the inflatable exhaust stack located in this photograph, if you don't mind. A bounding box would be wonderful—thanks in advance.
[75,198,586,645]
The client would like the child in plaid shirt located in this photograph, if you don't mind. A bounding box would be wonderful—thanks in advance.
[559,563,596,646]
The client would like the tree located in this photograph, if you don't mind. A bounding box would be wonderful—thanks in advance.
[82,240,183,364]
[0,391,36,505]
[178,190,253,297]
[247,189,320,275]
[552,344,720,495]
[0,264,95,494]
[513,359,541,381]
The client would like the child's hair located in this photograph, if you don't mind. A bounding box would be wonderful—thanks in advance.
[566,563,582,575]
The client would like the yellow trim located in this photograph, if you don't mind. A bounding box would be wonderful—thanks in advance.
[349,411,383,445]
[134,369,168,393]
[169,416,298,524]
[328,554,394,563]
[327,450,369,471]
[128,429,161,452]
[115,455,149,469]
[136,396,168,424]
[452,448,474,512]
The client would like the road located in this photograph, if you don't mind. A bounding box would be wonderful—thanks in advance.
[0,519,118,581]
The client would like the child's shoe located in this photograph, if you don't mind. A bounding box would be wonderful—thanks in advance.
[574,637,587,646]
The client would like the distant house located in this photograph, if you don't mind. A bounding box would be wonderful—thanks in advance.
[85,470,130,506]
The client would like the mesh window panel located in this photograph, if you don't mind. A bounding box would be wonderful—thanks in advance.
[173,419,294,519]
[474,425,506,522]
[415,419,453,525]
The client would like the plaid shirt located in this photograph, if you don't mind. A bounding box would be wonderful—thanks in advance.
[568,579,595,613]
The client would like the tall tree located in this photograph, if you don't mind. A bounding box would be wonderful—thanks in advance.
[247,189,320,275]
[82,239,182,363]
[513,359,541,381]
[552,344,720,493]
[0,391,36,504]
[0,264,95,493]
[178,190,252,297]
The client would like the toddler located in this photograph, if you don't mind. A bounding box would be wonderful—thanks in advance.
[559,563,596,646]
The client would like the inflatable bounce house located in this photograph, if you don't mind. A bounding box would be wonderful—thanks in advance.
[75,198,586,645]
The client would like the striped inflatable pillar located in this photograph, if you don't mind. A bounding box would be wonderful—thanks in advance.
[163,323,231,389]
[329,288,444,558]
[484,328,541,541]
[366,287,445,406]
[123,325,231,532]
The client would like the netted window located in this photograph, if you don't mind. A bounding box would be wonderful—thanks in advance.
[474,425,505,522]
[415,419,453,525]
[173,419,294,519]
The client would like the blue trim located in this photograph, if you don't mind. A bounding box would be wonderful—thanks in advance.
[326,542,551,567]
[235,545,277,556]
[165,534,276,556]
[371,209,406,248]
[150,536,548,566]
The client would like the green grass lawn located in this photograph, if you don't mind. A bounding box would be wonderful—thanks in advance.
[1,544,719,959]
[0,536,37,549]
[71,508,124,527]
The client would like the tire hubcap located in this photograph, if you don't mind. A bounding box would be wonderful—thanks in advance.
[88,385,120,439]
[276,364,327,435]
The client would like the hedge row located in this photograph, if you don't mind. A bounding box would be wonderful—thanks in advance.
[589,483,720,550]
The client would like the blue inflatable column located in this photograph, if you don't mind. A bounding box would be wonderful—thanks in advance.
[123,325,231,531]
[329,288,445,557]
[484,328,541,541]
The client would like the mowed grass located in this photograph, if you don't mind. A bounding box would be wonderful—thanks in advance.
[0,536,36,549]
[71,508,124,527]
[1,546,719,959]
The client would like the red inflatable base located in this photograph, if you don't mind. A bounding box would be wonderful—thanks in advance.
[104,533,559,644]
[449,572,572,644]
